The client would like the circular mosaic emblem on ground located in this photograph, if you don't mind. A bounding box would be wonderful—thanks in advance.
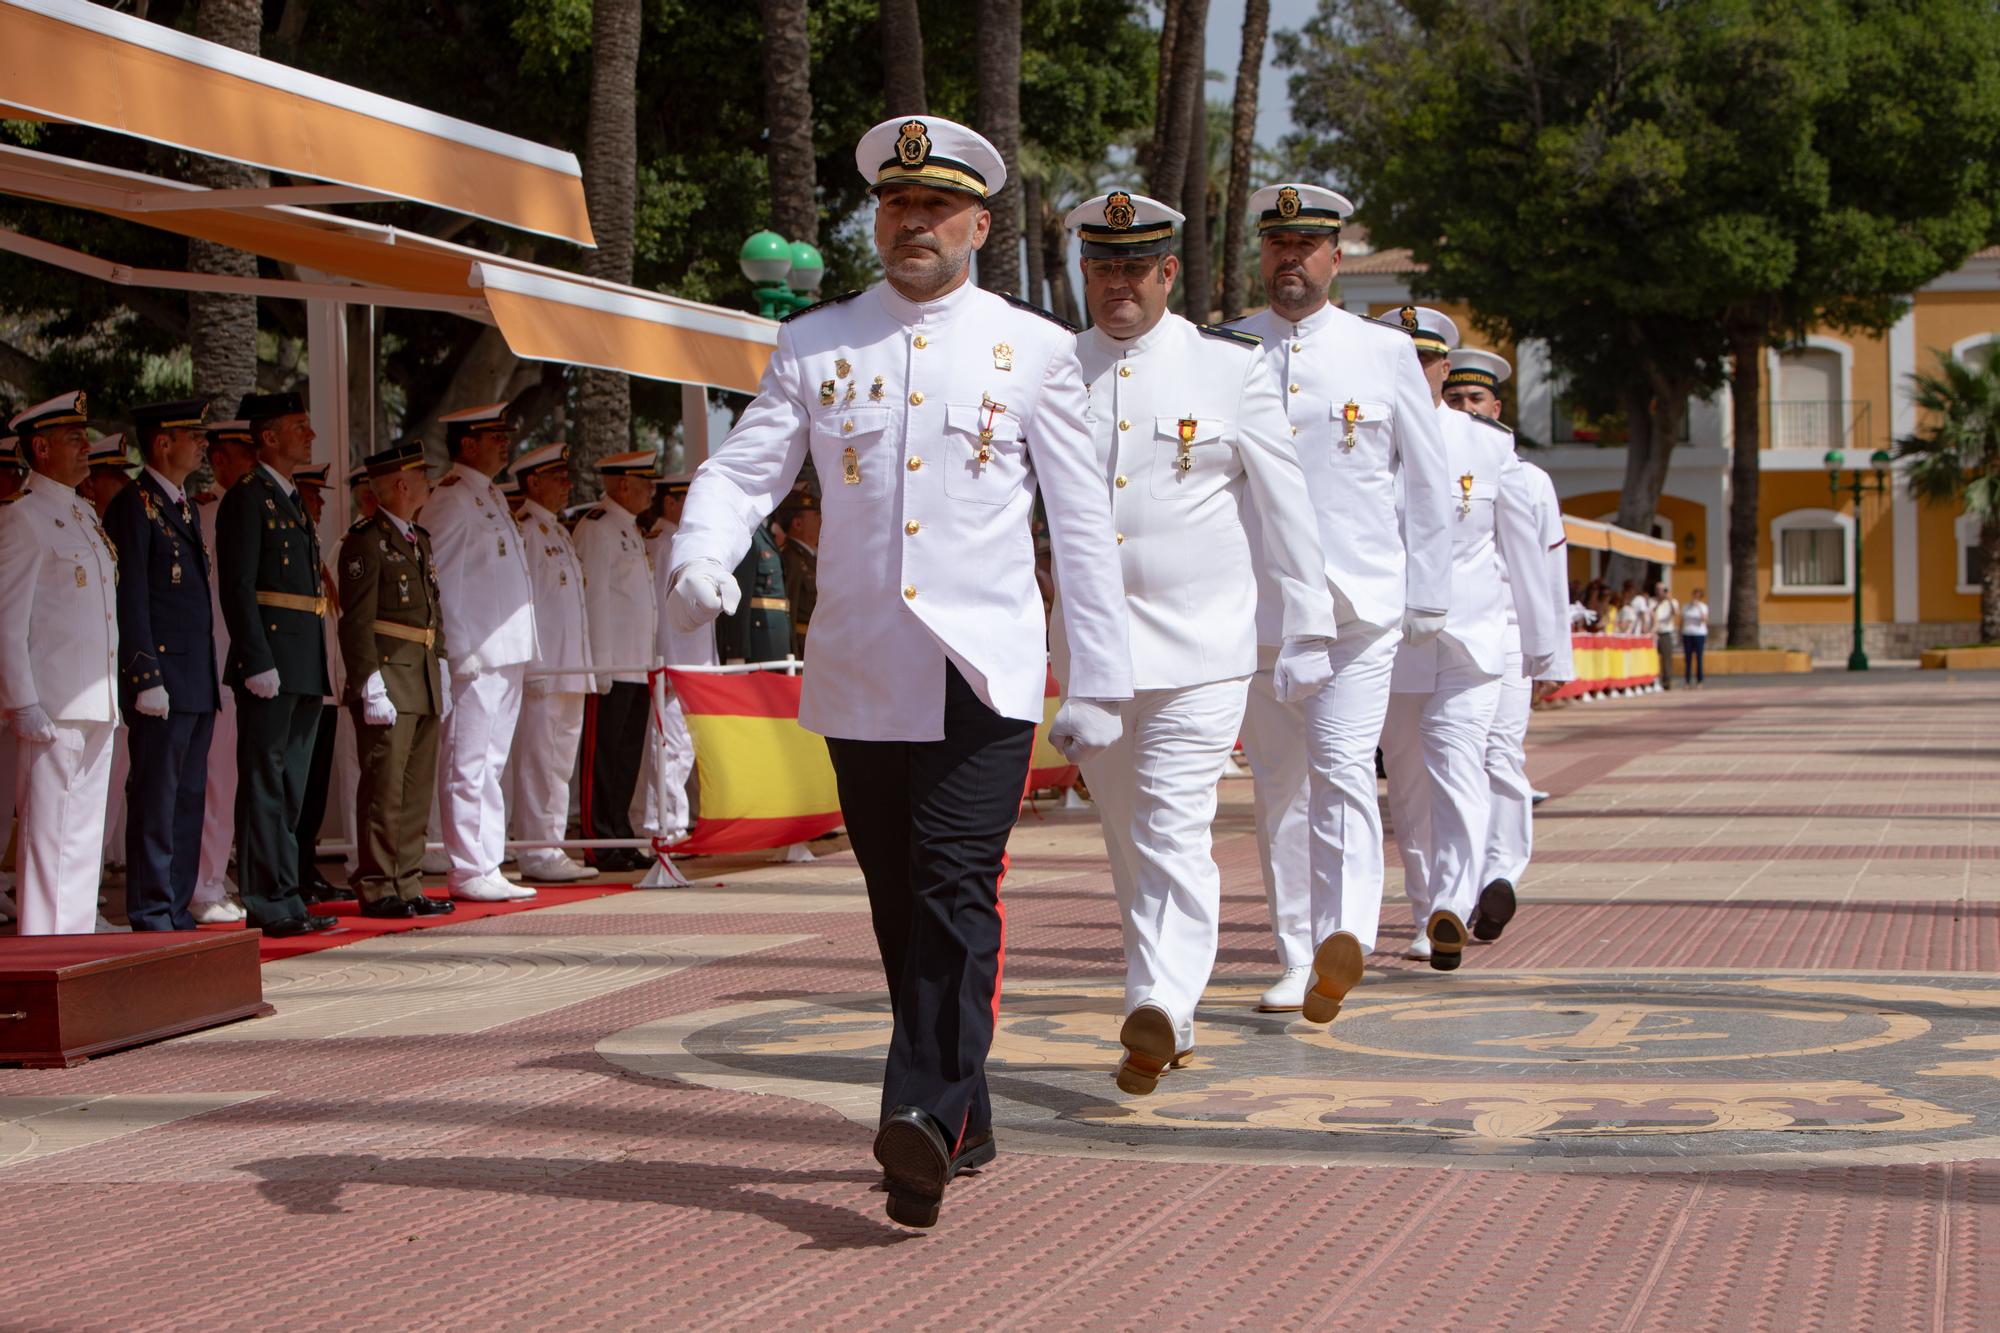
[600,971,2000,1170]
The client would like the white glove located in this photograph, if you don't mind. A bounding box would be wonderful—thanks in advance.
[361,671,397,727]
[1400,608,1448,644]
[10,703,55,744]
[1048,698,1123,765]
[135,685,172,719]
[1523,652,1559,680]
[439,661,454,720]
[245,668,281,699]
[1272,637,1336,703]
[667,558,741,633]
[453,652,484,677]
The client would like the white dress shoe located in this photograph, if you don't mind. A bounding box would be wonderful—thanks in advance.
[1530,789,1550,804]
[1405,934,1433,961]
[190,899,243,925]
[95,913,133,933]
[449,875,518,903]
[519,857,597,883]
[1257,965,1312,1012]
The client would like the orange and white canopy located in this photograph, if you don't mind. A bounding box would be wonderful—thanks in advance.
[1563,515,1676,563]
[0,0,593,245]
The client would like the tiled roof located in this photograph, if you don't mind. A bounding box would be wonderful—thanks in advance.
[1342,246,1424,275]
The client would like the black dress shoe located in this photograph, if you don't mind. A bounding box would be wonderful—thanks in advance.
[951,1129,996,1176]
[262,913,337,938]
[302,878,357,904]
[407,895,456,916]
[358,897,416,920]
[873,1107,952,1228]
[1471,878,1516,942]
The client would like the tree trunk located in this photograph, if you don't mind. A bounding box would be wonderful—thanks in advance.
[1022,173,1047,310]
[577,0,643,476]
[880,0,927,115]
[187,0,263,417]
[1981,516,2000,644]
[1180,86,1211,320]
[1043,213,1080,328]
[1147,0,1210,211]
[975,0,1023,295]
[1724,322,1764,647]
[760,0,818,245]
[1145,0,1182,186]
[1605,376,1687,591]
[1221,0,1267,321]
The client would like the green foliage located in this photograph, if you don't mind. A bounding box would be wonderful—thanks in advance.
[1898,351,2000,522]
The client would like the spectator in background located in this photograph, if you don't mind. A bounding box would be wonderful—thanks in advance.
[1651,580,1680,692]
[1681,588,1710,687]
[1618,579,1650,637]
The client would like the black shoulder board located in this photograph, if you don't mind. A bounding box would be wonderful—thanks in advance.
[1197,323,1262,347]
[1002,292,1077,333]
[1466,412,1513,434]
[780,290,862,324]
[348,515,372,533]
[583,507,607,521]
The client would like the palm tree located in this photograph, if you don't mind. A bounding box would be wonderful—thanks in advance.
[1220,0,1269,321]
[1898,351,2000,642]
[577,0,643,477]
[975,0,1024,295]
[187,0,263,417]
[760,0,818,247]
[881,0,927,115]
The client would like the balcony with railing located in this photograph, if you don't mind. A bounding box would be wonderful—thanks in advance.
[1767,399,1872,452]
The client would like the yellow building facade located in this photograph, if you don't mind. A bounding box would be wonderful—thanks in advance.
[1340,241,1999,658]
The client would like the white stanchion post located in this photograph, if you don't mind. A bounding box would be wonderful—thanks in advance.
[777,843,815,863]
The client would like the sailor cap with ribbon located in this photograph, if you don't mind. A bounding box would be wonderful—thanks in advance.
[855,115,1006,200]
[1064,190,1184,258]
[1446,347,1512,391]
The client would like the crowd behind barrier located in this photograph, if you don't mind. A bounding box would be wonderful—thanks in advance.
[1544,633,1662,702]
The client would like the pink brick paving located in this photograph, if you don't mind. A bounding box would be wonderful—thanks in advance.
[0,674,1995,1331]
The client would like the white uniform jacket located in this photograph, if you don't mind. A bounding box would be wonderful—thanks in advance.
[518,499,595,693]
[421,462,537,670]
[1500,456,1576,682]
[671,280,1132,742]
[651,523,719,669]
[1231,302,1452,636]
[0,477,121,722]
[575,500,656,686]
[1393,407,1566,690]
[1067,313,1332,689]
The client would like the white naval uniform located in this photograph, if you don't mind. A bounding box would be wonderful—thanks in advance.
[670,280,1131,740]
[422,462,538,889]
[195,492,236,906]
[0,477,121,934]
[576,500,657,684]
[640,520,713,840]
[512,498,594,872]
[1482,456,1574,890]
[1059,313,1333,1050]
[1383,407,1565,930]
[1229,302,1453,957]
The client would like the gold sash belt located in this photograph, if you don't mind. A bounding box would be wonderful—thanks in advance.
[255,591,328,616]
[370,621,436,648]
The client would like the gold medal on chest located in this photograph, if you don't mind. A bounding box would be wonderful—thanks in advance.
[1458,472,1475,516]
[1341,401,1363,452]
[1176,418,1198,472]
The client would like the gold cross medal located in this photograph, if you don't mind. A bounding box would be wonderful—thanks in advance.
[842,446,861,485]
[1341,400,1363,451]
[977,393,1007,466]
[1458,472,1475,516]
[1176,418,1198,472]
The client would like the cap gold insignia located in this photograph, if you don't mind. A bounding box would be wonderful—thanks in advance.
[834,358,851,378]
[75,392,87,417]
[1277,186,1302,219]
[1400,306,1419,332]
[993,342,1013,371]
[1104,192,1136,230]
[896,119,930,167]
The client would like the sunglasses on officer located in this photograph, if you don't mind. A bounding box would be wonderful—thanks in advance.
[1080,256,1166,283]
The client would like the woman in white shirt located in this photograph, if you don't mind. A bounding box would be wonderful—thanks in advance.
[1681,588,1710,686]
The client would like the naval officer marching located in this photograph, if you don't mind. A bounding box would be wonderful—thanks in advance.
[666,115,1131,1229]
[1056,191,1334,1093]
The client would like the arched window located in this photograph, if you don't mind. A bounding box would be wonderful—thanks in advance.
[1950,333,1999,368]
[1770,508,1854,594]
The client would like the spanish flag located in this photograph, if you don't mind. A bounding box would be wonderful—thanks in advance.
[665,670,844,855]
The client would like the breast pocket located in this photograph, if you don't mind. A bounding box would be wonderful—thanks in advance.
[1328,399,1393,460]
[1455,477,1499,521]
[812,408,894,502]
[942,403,1028,505]
[1149,417,1229,499]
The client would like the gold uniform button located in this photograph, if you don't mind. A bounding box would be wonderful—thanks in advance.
[1292,342,1302,352]
[1289,382,1300,394]
[841,420,854,434]
[1118,418,1131,431]
[1115,533,1125,545]
[1115,475,1128,488]
[913,334,928,349]
[906,456,923,471]
[909,390,925,405]
[1118,365,1131,378]
[902,584,917,600]
[905,520,921,536]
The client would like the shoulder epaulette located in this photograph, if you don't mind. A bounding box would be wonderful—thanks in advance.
[437,474,461,488]
[583,507,607,520]
[1466,412,1514,434]
[348,515,372,533]
[1196,323,1261,347]
[780,289,862,324]
[1001,292,1077,333]
[0,491,24,506]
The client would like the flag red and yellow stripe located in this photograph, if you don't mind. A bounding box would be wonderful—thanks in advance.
[664,670,843,855]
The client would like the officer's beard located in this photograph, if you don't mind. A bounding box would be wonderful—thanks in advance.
[883,234,971,302]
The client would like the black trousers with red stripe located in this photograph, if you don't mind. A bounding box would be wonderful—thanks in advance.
[826,664,1035,1149]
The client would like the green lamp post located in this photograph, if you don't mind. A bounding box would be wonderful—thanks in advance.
[1822,446,1893,671]
[739,231,825,320]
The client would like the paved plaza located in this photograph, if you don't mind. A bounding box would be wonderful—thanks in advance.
[2,672,1997,1330]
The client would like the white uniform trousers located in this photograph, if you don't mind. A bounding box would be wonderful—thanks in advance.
[1382,641,1503,927]
[1079,677,1249,1051]
[437,664,526,888]
[1239,651,1311,968]
[513,688,586,870]
[195,686,237,906]
[638,693,696,839]
[16,721,114,935]
[102,725,129,867]
[1482,654,1535,889]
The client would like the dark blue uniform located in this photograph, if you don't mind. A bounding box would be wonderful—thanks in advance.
[104,469,220,930]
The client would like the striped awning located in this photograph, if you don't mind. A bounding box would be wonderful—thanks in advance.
[1562,515,1677,562]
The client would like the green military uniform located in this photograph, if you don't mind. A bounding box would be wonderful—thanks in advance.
[337,504,447,907]
[715,523,790,663]
[781,535,816,658]
[214,397,332,931]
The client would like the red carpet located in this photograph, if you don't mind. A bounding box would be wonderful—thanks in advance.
[197,882,640,962]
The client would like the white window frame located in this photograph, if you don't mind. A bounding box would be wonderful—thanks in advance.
[1958,512,1985,594]
[1949,332,1999,366]
[1770,507,1855,595]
